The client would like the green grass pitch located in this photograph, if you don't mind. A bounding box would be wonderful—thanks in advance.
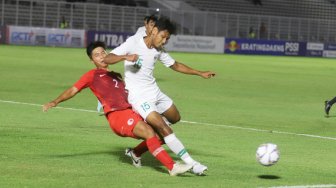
[0,44,336,188]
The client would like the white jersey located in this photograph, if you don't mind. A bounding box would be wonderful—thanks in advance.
[111,36,175,101]
[96,26,148,113]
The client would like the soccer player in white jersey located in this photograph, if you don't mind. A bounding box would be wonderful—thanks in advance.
[96,15,157,112]
[136,14,157,37]
[103,17,215,175]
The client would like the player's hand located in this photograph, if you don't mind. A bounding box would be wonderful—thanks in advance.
[199,71,216,79]
[126,54,138,62]
[42,101,57,112]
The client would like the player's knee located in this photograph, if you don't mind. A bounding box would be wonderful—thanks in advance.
[143,128,156,138]
[135,122,156,139]
[169,114,181,124]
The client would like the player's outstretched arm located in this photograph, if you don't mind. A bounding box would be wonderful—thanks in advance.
[104,53,138,64]
[170,61,216,79]
[43,86,79,112]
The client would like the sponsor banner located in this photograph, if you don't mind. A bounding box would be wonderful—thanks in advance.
[45,29,85,47]
[0,26,5,44]
[284,41,306,56]
[225,38,284,55]
[306,42,324,51]
[306,50,323,57]
[325,43,336,51]
[86,31,133,49]
[305,42,324,57]
[225,38,305,56]
[8,26,45,45]
[164,35,225,53]
[323,50,336,58]
[8,26,85,47]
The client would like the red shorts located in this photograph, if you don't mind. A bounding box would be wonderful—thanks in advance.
[106,109,143,138]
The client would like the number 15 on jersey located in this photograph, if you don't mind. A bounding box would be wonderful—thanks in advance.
[141,102,151,112]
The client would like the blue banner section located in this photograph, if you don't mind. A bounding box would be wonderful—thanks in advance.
[305,42,324,57]
[225,38,306,56]
[306,50,323,57]
[87,31,134,49]
[325,43,336,51]
[0,26,5,44]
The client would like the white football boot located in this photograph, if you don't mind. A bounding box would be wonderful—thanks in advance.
[125,148,142,168]
[191,162,208,175]
[169,163,193,176]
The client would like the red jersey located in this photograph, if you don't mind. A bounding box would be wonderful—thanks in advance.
[74,69,131,114]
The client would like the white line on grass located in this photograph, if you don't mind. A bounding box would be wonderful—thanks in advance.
[181,120,336,141]
[266,184,336,188]
[1,99,336,141]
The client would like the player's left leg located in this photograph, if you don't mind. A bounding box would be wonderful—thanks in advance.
[132,121,175,170]
[132,120,193,176]
[107,109,192,175]
[164,132,208,175]
[157,96,208,175]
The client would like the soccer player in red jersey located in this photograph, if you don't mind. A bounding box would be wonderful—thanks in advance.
[42,41,192,176]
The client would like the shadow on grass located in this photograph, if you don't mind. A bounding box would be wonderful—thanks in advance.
[49,146,194,177]
[258,175,281,179]
[325,115,336,118]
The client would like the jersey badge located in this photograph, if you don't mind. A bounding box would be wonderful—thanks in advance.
[127,118,134,126]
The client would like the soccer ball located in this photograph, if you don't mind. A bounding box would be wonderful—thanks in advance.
[256,143,279,166]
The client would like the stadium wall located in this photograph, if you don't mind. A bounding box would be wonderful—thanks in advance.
[3,25,336,58]
[0,26,5,44]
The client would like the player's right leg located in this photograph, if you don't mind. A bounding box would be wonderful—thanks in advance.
[146,111,208,175]
[325,100,331,116]
[325,96,336,116]
[106,109,191,175]
[132,99,208,175]
[160,103,208,175]
[132,120,192,176]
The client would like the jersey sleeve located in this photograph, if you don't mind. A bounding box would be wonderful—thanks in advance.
[73,70,94,92]
[159,51,175,67]
[111,35,136,55]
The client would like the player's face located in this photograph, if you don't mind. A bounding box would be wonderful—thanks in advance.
[152,29,170,49]
[91,47,107,69]
[145,20,155,36]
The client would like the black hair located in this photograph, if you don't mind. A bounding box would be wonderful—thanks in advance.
[86,41,106,58]
[144,14,158,24]
[154,17,176,35]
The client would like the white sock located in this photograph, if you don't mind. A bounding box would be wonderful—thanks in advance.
[164,133,196,165]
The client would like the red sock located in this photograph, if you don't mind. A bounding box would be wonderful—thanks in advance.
[146,137,174,170]
[133,140,148,157]
[133,138,164,157]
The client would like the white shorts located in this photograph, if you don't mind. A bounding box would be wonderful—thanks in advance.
[128,91,173,120]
